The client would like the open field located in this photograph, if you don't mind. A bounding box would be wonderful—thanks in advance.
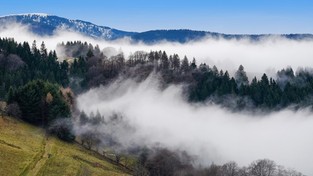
[0,116,130,176]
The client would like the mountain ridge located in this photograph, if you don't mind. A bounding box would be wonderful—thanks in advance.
[0,13,313,43]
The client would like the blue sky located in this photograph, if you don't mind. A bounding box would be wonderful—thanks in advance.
[1,0,313,34]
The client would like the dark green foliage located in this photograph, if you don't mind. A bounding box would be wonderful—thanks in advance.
[188,64,313,109]
[0,38,69,99]
[10,80,70,125]
[60,41,313,110]
[3,38,313,113]
[70,56,87,77]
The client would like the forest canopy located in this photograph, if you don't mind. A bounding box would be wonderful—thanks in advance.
[0,38,310,176]
[1,38,313,117]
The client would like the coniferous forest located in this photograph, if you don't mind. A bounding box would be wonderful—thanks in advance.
[0,38,312,176]
[2,0,313,174]
[2,39,313,111]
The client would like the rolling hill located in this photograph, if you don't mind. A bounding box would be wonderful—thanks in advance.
[0,116,130,176]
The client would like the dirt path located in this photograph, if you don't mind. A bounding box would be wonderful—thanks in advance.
[20,136,54,176]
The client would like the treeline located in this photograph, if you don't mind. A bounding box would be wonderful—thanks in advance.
[0,38,309,175]
[7,80,72,125]
[63,41,313,110]
[134,149,304,176]
[2,38,313,126]
[75,112,305,176]
[189,66,313,110]
[0,38,69,100]
[0,38,72,140]
[57,41,102,58]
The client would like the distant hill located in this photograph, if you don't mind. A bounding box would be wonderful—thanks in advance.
[0,116,130,176]
[0,13,135,40]
[0,13,313,43]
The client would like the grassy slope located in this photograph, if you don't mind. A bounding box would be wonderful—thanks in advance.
[0,116,130,176]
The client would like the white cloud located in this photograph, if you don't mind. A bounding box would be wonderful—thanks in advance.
[1,22,313,78]
[2,22,313,175]
[77,76,313,175]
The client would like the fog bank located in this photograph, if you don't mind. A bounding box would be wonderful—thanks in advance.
[77,76,313,175]
[1,23,313,77]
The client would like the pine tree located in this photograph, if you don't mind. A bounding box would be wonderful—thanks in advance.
[161,51,169,70]
[235,65,249,87]
[86,49,94,58]
[190,58,197,69]
[172,54,180,70]
[212,65,218,76]
[181,56,189,73]
[31,40,37,54]
[40,41,47,58]
[79,111,89,125]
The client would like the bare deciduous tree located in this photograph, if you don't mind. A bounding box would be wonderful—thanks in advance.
[81,130,101,150]
[248,159,277,176]
[6,54,25,71]
[220,161,239,176]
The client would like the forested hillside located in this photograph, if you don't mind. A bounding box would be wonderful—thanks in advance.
[0,38,310,176]
[1,38,313,125]
[59,41,313,110]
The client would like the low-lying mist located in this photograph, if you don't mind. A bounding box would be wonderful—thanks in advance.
[2,22,313,175]
[76,75,313,175]
[1,22,313,77]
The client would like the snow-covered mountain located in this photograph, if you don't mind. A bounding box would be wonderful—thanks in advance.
[0,13,313,43]
[0,13,135,40]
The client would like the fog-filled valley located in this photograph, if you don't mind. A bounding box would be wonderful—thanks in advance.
[1,20,313,176]
[76,76,313,175]
[2,22,313,77]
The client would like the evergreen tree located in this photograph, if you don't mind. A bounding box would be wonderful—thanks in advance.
[79,111,89,125]
[212,65,218,76]
[172,54,180,70]
[160,51,169,70]
[31,40,37,53]
[190,58,197,69]
[235,65,249,87]
[181,56,189,73]
[11,80,70,125]
[86,49,94,58]
[40,41,47,58]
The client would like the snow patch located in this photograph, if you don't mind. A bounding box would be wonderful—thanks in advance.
[0,13,49,18]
